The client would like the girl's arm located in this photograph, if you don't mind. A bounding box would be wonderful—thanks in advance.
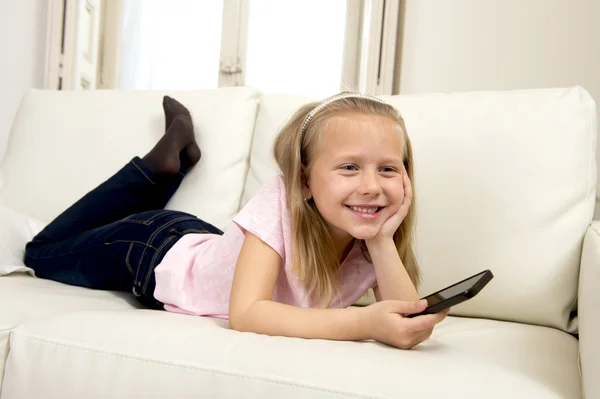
[229,232,367,340]
[229,232,447,349]
[368,239,419,302]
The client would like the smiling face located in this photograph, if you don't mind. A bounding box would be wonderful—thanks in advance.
[303,112,406,252]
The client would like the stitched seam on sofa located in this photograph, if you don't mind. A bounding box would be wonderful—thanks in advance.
[584,106,595,230]
[589,223,600,237]
[576,350,583,389]
[235,98,261,214]
[10,333,384,399]
[0,333,9,393]
[559,93,595,325]
[572,102,597,334]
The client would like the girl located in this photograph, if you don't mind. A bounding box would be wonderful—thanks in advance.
[25,92,448,350]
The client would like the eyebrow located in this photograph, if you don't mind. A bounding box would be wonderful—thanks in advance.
[331,154,404,164]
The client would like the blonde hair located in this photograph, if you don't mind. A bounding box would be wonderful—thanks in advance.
[273,93,421,306]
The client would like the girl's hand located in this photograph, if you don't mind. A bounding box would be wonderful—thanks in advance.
[360,299,449,349]
[367,167,412,246]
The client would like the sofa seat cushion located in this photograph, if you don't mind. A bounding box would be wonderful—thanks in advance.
[2,310,580,399]
[0,275,141,387]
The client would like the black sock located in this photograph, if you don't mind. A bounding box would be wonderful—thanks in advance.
[142,116,200,175]
[163,96,191,132]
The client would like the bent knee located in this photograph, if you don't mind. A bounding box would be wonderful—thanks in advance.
[23,238,48,266]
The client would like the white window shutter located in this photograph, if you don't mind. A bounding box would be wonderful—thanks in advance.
[358,0,399,95]
[44,0,103,90]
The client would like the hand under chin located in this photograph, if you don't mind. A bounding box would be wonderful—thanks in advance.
[350,225,385,241]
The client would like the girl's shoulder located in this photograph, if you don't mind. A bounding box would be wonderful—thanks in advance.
[262,174,285,192]
[263,174,285,191]
[233,174,290,258]
[236,174,288,220]
[244,175,286,207]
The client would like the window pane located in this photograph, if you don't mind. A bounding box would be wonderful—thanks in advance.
[119,0,224,90]
[245,0,347,96]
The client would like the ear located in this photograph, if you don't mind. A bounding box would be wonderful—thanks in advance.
[301,164,312,200]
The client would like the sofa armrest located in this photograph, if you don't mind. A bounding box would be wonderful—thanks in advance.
[0,205,46,276]
[579,221,600,399]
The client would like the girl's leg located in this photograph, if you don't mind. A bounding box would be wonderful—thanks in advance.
[32,97,200,244]
[24,96,211,305]
[32,157,181,243]
[25,209,223,309]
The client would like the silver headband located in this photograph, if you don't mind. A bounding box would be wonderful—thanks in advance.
[300,92,387,145]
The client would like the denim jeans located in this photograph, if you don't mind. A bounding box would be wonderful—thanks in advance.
[25,157,223,309]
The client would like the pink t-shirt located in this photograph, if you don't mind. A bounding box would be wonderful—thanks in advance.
[153,176,376,318]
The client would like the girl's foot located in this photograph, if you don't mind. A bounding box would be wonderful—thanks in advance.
[163,95,191,131]
[180,141,202,171]
[142,115,201,175]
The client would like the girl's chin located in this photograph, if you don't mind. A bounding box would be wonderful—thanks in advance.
[349,229,381,241]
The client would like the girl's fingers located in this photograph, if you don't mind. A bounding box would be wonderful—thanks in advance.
[405,312,447,333]
[415,329,433,343]
[405,329,433,349]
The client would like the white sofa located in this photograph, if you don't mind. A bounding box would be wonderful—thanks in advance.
[0,87,598,399]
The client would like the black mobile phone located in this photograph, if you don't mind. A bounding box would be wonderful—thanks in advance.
[405,269,493,318]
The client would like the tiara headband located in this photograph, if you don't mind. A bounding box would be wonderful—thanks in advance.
[300,92,387,145]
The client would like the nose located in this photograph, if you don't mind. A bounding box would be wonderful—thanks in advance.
[357,171,381,196]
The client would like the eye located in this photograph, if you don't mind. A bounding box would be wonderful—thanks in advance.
[380,167,398,173]
[341,164,358,171]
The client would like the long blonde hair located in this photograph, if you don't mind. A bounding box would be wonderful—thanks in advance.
[273,93,420,306]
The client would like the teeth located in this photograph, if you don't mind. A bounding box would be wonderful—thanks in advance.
[350,206,378,214]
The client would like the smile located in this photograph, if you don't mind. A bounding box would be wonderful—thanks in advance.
[346,205,384,219]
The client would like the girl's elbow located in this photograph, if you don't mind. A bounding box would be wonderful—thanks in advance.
[229,303,253,332]
[229,300,268,333]
[229,313,244,332]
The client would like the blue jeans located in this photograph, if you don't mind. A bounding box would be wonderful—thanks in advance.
[25,157,223,309]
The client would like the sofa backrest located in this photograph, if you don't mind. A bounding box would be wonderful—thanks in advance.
[245,87,597,332]
[1,86,596,332]
[0,87,259,231]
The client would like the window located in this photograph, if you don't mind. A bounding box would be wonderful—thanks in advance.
[46,0,401,95]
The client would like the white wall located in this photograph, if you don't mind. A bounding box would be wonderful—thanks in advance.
[0,0,47,162]
[397,0,600,218]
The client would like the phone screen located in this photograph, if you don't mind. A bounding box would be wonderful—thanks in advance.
[423,272,486,306]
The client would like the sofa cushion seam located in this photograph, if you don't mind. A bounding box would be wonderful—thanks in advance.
[10,333,383,399]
